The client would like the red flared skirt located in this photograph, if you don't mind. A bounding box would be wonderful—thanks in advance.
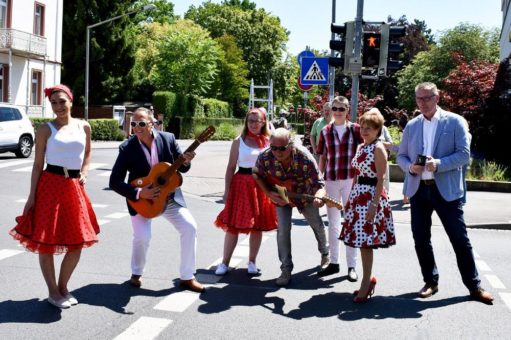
[215,173,277,234]
[9,171,100,254]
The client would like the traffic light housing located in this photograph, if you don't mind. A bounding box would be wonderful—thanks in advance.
[379,24,406,76]
[362,32,381,68]
[329,22,354,71]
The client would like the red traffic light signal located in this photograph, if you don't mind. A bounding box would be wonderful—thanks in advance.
[362,32,381,68]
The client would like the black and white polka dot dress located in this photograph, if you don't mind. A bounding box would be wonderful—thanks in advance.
[339,142,395,248]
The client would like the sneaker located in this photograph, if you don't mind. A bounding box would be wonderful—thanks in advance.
[215,263,228,276]
[63,293,78,305]
[247,261,260,275]
[317,263,340,277]
[276,271,291,286]
[347,267,358,282]
[320,254,330,268]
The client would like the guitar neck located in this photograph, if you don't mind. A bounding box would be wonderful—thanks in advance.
[166,139,202,175]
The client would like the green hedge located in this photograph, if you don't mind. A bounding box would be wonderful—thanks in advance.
[168,116,244,139]
[203,98,232,118]
[153,91,177,118]
[30,118,124,141]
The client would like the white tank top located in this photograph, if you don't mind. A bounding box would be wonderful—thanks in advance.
[238,136,263,168]
[46,120,86,170]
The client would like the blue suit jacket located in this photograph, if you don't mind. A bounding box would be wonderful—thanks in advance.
[397,108,470,202]
[109,130,190,216]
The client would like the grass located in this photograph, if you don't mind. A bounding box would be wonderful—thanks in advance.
[467,159,510,182]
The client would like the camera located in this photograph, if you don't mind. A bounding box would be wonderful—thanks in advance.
[415,154,427,166]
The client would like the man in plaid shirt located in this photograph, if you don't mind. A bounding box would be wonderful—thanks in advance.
[316,96,363,281]
[253,128,329,286]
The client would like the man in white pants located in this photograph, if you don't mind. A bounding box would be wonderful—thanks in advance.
[109,107,204,293]
[316,96,363,281]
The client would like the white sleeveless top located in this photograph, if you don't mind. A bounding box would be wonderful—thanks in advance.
[238,136,264,168]
[46,120,86,170]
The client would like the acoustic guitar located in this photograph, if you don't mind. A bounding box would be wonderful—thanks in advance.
[128,126,215,218]
[266,176,343,210]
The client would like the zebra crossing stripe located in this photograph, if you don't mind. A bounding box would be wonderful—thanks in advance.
[0,160,32,169]
[113,316,172,340]
[0,249,24,261]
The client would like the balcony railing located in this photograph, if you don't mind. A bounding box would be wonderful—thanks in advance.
[0,28,47,56]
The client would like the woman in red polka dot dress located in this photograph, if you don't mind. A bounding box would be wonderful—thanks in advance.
[9,84,99,309]
[214,108,277,276]
[340,109,395,303]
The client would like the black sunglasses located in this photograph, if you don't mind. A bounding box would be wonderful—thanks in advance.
[131,121,149,128]
[331,106,347,112]
[270,144,290,152]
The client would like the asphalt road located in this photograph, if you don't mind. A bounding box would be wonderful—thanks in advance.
[1,141,511,339]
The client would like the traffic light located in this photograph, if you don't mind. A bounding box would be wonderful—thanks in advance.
[329,22,354,71]
[379,24,406,76]
[362,32,381,68]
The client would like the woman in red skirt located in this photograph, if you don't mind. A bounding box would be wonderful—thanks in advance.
[214,108,277,275]
[9,84,99,308]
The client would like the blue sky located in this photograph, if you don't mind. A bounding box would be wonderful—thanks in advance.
[173,0,502,55]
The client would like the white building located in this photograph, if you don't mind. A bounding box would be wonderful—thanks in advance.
[502,0,511,60]
[0,0,62,117]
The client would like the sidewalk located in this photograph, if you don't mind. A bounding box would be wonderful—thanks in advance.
[93,140,511,230]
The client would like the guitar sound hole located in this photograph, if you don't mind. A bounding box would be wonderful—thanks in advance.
[157,176,166,186]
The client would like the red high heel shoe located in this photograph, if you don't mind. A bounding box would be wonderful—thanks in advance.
[353,277,377,303]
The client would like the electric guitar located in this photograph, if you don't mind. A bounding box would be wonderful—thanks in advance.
[128,126,216,218]
[266,176,343,210]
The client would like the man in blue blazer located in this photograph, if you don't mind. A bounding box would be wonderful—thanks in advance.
[110,107,204,293]
[397,82,493,304]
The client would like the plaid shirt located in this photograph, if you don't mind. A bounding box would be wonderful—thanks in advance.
[253,146,324,210]
[316,121,363,180]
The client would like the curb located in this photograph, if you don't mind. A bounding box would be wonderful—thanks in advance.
[466,223,511,231]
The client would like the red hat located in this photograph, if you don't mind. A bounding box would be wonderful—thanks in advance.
[44,84,73,102]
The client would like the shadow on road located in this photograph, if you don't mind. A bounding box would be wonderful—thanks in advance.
[0,298,63,324]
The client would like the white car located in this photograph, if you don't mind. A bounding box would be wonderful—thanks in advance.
[0,104,35,158]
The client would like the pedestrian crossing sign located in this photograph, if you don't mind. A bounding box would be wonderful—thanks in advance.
[300,57,329,85]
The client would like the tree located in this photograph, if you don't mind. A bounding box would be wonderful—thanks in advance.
[132,20,221,96]
[184,2,289,86]
[397,23,500,110]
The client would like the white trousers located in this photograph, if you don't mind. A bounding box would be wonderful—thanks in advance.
[325,179,357,267]
[130,201,197,280]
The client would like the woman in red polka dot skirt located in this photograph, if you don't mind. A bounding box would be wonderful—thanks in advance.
[9,84,99,309]
[340,109,395,303]
[214,108,277,276]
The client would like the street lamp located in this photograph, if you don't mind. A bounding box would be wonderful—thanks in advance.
[85,4,155,120]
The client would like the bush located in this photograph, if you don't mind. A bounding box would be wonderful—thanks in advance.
[203,98,231,118]
[30,118,124,141]
[172,117,244,139]
[193,122,241,140]
[468,159,510,181]
[153,91,177,118]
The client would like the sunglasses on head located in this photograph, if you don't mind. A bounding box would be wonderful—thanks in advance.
[331,106,347,112]
[270,144,289,152]
[130,121,149,128]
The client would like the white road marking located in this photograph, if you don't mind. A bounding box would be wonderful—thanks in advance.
[99,171,112,177]
[484,274,506,289]
[232,245,249,258]
[92,204,108,208]
[16,199,27,203]
[88,162,108,170]
[0,160,32,169]
[475,259,491,272]
[104,212,130,219]
[12,166,32,172]
[500,293,511,310]
[154,291,200,312]
[0,249,24,261]
[473,250,480,258]
[113,316,172,340]
[97,219,111,226]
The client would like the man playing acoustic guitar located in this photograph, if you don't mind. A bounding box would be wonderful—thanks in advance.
[253,128,330,286]
[109,107,205,293]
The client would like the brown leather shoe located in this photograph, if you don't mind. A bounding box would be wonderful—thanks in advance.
[179,279,205,293]
[130,274,142,288]
[470,288,494,305]
[418,284,438,298]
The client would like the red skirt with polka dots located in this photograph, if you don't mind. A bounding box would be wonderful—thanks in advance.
[9,172,100,254]
[215,173,277,234]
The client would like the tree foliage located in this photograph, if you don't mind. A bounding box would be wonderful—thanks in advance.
[184,2,289,85]
[133,20,221,96]
[397,23,500,110]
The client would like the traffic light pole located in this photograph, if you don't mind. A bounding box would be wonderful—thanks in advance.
[350,0,364,122]
[329,0,336,102]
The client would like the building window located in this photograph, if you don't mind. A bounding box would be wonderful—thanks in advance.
[31,70,42,105]
[0,66,3,102]
[34,2,45,36]
[0,0,7,28]
[0,64,8,103]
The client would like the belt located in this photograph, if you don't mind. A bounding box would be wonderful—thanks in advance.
[237,167,253,174]
[45,164,81,178]
[358,176,378,186]
[421,179,436,186]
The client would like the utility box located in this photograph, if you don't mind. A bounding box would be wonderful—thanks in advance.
[113,105,126,128]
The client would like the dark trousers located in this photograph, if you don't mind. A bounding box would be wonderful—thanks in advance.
[410,182,480,291]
